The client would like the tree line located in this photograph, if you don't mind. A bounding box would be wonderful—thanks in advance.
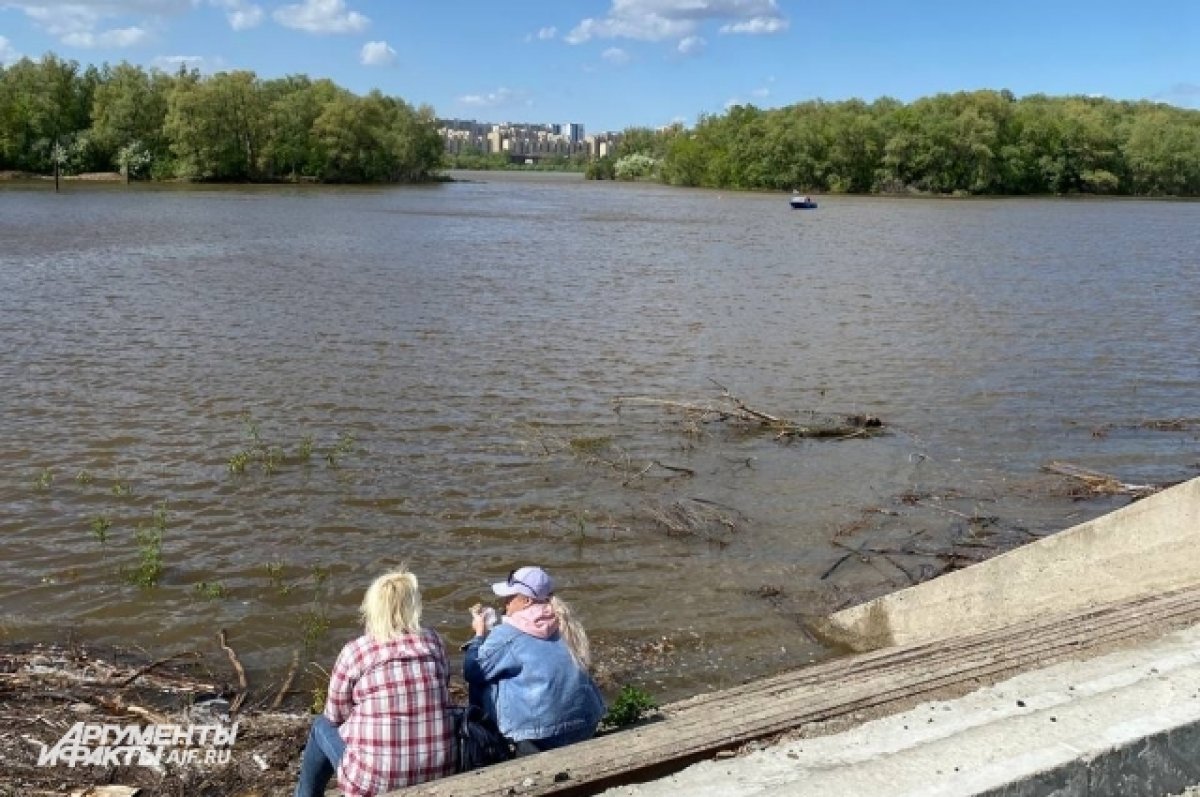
[0,54,444,182]
[600,91,1200,196]
[5,54,1199,194]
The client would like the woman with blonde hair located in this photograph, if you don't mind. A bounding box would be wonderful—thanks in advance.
[463,566,605,755]
[295,567,454,797]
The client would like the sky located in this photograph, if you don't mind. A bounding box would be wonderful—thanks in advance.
[1,0,1198,133]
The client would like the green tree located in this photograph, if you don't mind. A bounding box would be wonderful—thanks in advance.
[90,62,169,168]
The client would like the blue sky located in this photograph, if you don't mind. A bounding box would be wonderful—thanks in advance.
[1,0,1198,133]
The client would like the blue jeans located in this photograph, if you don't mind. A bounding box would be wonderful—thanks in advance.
[294,715,346,797]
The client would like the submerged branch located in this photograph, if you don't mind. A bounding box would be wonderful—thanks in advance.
[613,389,883,441]
[1041,461,1167,499]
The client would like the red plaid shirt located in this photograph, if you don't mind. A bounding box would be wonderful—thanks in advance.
[324,630,455,796]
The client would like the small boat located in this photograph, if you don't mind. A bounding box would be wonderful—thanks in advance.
[789,193,817,209]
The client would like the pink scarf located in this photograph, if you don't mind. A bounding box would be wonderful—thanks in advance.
[504,602,559,639]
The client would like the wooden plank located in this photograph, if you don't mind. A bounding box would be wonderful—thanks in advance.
[389,585,1200,797]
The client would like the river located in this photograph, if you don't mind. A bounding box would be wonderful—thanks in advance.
[1,172,1197,701]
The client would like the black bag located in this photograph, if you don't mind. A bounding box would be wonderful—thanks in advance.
[451,705,512,773]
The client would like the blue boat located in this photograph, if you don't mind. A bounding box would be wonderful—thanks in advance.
[789,193,817,209]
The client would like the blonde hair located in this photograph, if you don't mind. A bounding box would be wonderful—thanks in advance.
[360,568,422,641]
[550,595,591,672]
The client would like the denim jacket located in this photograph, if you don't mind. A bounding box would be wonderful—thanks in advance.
[463,622,605,746]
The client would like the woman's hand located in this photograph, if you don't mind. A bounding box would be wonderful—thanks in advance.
[471,614,488,637]
[470,604,496,637]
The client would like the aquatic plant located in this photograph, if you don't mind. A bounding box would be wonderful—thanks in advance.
[265,559,285,585]
[227,450,252,474]
[152,501,169,532]
[74,469,94,485]
[126,503,167,588]
[194,581,227,600]
[324,432,356,467]
[300,608,330,649]
[32,468,53,492]
[297,435,314,463]
[127,524,164,588]
[89,515,111,546]
[263,446,284,475]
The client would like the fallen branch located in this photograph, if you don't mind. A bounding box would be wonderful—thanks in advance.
[613,388,883,441]
[271,650,300,710]
[217,629,248,715]
[119,651,202,687]
[1041,461,1163,498]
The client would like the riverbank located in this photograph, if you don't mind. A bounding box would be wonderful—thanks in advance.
[0,632,680,797]
[0,170,123,182]
[0,642,305,796]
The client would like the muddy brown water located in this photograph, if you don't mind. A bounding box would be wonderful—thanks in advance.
[2,172,1198,703]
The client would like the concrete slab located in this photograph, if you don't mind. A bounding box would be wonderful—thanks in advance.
[601,624,1200,797]
[818,476,1200,651]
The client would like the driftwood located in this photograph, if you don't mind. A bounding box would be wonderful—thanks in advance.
[613,386,883,441]
[1041,461,1165,499]
[271,649,300,710]
[217,629,248,714]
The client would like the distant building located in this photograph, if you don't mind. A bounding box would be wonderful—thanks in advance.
[435,118,614,159]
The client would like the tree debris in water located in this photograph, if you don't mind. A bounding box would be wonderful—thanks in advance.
[613,384,884,441]
[1041,460,1173,499]
[643,498,745,546]
[1086,417,1200,438]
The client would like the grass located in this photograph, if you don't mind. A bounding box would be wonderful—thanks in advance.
[310,684,327,715]
[601,685,659,729]
[74,469,93,485]
[228,418,353,475]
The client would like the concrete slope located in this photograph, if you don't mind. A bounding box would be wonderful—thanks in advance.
[601,623,1200,797]
[389,587,1200,797]
[817,475,1200,652]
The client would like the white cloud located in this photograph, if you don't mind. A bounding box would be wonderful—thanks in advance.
[273,0,368,34]
[212,0,264,30]
[457,86,531,109]
[359,39,395,66]
[535,25,557,40]
[677,35,705,55]
[566,0,787,44]
[152,53,206,70]
[0,34,20,64]
[62,25,149,47]
[601,47,630,65]
[6,1,193,48]
[720,16,787,35]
